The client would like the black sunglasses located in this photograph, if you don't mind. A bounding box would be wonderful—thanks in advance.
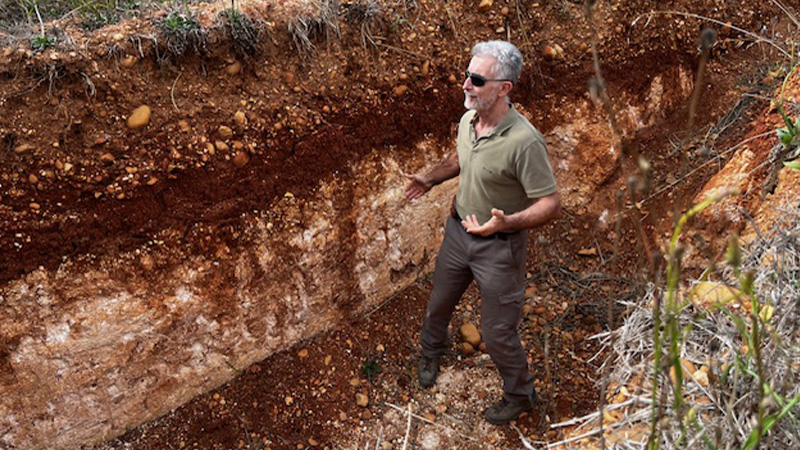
[465,70,512,87]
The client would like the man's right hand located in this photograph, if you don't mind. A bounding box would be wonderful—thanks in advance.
[403,173,433,200]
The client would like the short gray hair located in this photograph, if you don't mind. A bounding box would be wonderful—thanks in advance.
[471,40,523,84]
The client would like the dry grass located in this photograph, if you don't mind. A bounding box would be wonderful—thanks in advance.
[587,207,800,449]
[287,0,340,57]
[217,5,266,59]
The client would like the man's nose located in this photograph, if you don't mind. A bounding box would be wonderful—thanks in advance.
[463,76,472,90]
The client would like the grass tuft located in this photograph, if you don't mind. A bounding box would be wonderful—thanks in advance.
[288,0,340,58]
[156,5,207,59]
[217,1,265,59]
[344,0,383,48]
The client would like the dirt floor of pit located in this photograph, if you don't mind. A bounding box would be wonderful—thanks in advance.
[2,0,795,448]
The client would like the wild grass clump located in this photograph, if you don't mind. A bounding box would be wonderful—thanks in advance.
[156,4,207,59]
[217,0,265,59]
[344,0,383,48]
[1,0,166,38]
[598,203,800,449]
[287,0,340,57]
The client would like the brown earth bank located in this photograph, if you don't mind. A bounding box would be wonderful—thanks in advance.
[0,0,796,448]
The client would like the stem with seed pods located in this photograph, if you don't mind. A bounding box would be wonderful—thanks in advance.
[649,190,734,450]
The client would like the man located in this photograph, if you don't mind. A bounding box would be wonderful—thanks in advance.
[404,40,560,425]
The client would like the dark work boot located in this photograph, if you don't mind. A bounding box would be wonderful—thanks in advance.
[484,395,534,425]
[417,355,440,388]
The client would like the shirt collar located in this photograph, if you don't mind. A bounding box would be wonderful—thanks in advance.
[470,104,518,139]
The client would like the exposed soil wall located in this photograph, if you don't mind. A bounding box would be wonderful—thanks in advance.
[0,0,790,448]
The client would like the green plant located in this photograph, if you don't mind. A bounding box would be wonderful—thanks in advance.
[30,33,55,50]
[648,190,734,450]
[361,357,381,382]
[156,6,207,59]
[775,109,800,170]
[775,63,800,170]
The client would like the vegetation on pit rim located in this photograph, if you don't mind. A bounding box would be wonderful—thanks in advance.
[217,0,265,59]
[30,34,56,50]
[2,0,169,33]
[288,0,340,57]
[775,62,800,171]
[156,4,207,60]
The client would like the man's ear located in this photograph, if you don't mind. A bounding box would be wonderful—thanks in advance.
[497,81,513,99]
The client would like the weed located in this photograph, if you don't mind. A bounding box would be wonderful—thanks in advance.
[156,5,207,59]
[217,1,265,59]
[774,69,800,170]
[761,63,800,197]
[30,33,55,50]
[79,10,122,31]
[361,357,381,382]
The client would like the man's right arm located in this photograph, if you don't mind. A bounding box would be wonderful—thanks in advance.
[404,151,460,200]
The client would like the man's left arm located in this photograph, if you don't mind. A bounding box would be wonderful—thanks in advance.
[461,192,561,237]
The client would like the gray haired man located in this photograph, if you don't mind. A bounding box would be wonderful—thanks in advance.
[404,40,560,424]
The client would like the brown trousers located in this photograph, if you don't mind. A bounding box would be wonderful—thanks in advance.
[420,215,534,401]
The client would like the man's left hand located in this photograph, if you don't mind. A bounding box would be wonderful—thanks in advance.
[461,208,509,236]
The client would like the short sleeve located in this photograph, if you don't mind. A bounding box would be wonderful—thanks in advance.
[516,138,557,199]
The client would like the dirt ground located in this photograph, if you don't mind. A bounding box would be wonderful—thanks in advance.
[1,0,794,448]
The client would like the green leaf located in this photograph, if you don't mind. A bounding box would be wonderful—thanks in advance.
[742,393,800,450]
[777,127,794,145]
[742,427,761,450]
[784,160,800,170]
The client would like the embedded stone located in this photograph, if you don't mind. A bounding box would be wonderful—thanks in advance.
[460,323,481,347]
[127,105,151,129]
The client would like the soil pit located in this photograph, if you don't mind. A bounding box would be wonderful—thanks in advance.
[0,0,796,448]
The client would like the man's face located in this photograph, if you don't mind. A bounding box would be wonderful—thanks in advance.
[463,55,503,112]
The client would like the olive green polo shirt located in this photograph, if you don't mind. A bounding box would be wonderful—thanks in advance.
[455,106,557,226]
